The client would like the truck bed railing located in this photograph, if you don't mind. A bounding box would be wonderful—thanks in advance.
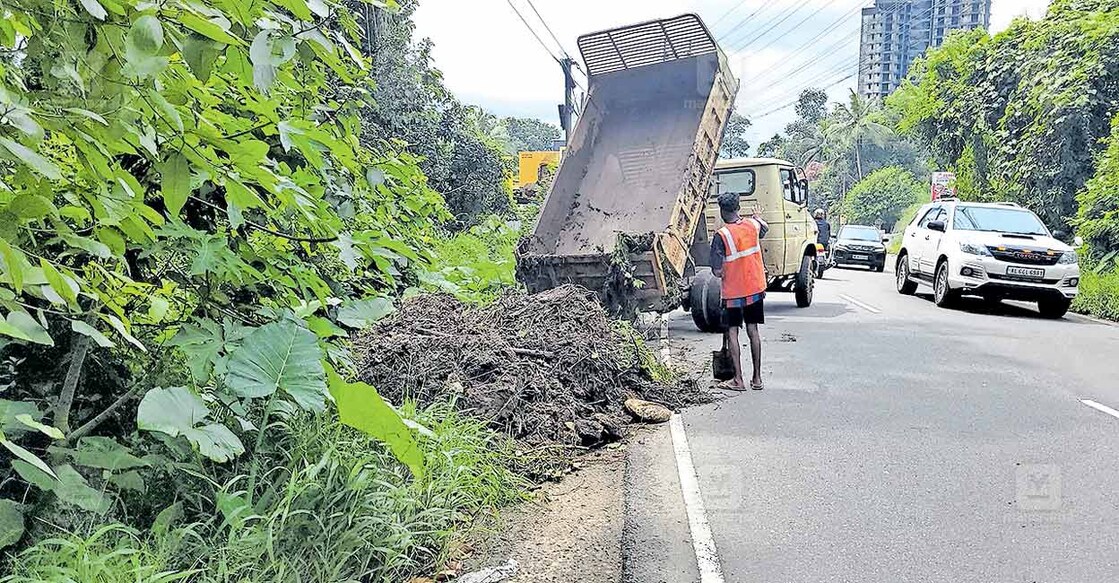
[577,14,719,76]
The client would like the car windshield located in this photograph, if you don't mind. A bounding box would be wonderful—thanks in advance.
[839,226,880,242]
[953,206,1049,236]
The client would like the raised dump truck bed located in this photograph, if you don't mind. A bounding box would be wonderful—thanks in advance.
[517,14,739,313]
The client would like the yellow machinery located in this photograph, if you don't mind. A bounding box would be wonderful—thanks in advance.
[516,151,561,189]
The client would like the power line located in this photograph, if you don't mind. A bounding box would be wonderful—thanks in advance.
[506,0,563,63]
[716,0,778,41]
[727,0,815,52]
[739,0,845,59]
[712,0,752,28]
[525,0,572,59]
[742,1,867,86]
[717,0,785,43]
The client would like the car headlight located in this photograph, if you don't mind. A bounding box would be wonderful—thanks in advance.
[1058,251,1078,265]
[959,243,992,256]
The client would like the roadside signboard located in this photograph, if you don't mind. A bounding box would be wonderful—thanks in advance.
[931,171,956,201]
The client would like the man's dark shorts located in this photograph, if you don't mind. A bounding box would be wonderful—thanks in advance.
[724,300,764,327]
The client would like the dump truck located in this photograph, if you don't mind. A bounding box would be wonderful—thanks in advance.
[516,14,818,328]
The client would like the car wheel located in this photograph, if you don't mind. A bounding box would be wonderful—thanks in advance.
[933,261,960,308]
[1038,296,1072,319]
[794,255,814,308]
[896,253,917,295]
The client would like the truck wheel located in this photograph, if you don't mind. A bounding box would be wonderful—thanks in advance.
[1038,296,1071,319]
[689,270,726,333]
[794,255,814,308]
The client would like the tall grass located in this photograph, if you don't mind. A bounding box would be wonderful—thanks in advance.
[2,403,527,583]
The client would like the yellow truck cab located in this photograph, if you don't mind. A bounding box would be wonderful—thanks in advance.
[686,158,819,332]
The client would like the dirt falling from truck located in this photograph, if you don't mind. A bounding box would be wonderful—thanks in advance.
[353,285,711,478]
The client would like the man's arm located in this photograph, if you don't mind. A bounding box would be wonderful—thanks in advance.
[753,216,769,239]
[710,233,726,277]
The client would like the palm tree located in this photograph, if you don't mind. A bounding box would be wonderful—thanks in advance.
[824,89,893,180]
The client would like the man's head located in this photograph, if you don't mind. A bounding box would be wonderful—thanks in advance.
[814,208,825,219]
[718,191,741,223]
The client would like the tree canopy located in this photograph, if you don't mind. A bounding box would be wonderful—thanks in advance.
[842,167,925,229]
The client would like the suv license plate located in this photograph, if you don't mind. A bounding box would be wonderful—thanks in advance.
[852,254,869,261]
[1007,266,1045,279]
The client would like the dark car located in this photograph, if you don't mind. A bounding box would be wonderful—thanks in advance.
[833,225,887,272]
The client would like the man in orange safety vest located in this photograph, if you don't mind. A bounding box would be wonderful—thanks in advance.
[710,191,768,390]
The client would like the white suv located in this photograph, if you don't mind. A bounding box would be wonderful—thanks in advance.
[895,200,1080,318]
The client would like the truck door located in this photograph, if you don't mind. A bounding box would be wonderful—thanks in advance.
[779,167,809,269]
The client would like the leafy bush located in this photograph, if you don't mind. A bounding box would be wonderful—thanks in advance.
[421,216,521,303]
[1072,270,1119,322]
[842,166,925,228]
[3,404,526,583]
[1075,113,1119,266]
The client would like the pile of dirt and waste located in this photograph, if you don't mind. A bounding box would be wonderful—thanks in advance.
[354,285,710,470]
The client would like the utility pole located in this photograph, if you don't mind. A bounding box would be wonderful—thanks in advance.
[557,56,578,143]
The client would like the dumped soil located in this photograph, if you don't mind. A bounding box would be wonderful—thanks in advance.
[354,285,710,474]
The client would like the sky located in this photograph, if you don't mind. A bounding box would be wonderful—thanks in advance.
[413,0,1051,152]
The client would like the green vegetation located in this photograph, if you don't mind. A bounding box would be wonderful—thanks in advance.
[2,404,526,582]
[1073,271,1119,322]
[842,167,925,230]
[0,0,532,578]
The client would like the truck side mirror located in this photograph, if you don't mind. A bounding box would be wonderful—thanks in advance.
[798,179,809,204]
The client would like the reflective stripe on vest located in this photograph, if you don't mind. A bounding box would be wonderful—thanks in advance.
[718,219,766,300]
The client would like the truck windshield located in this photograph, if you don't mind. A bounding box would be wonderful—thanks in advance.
[713,169,755,196]
[953,206,1048,236]
[839,226,880,242]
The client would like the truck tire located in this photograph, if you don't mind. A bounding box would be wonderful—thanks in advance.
[689,270,726,333]
[794,255,814,308]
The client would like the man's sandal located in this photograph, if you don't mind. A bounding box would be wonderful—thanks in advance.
[750,381,764,391]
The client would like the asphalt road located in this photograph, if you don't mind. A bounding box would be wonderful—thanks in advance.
[627,265,1119,583]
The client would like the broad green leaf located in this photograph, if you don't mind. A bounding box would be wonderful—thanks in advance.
[161,154,191,216]
[3,311,53,346]
[8,193,54,220]
[61,234,112,258]
[148,296,170,321]
[332,233,361,271]
[225,321,327,410]
[137,387,210,437]
[64,107,108,125]
[0,239,25,292]
[78,0,107,20]
[51,465,110,514]
[327,367,424,478]
[102,313,145,351]
[107,470,145,493]
[249,31,278,93]
[15,414,63,439]
[128,15,163,54]
[182,424,244,462]
[337,297,394,329]
[0,137,61,180]
[71,320,114,348]
[183,34,222,81]
[0,400,39,437]
[1,438,58,480]
[307,316,346,339]
[70,437,148,471]
[151,502,182,536]
[11,460,55,490]
[149,91,183,133]
[39,259,76,307]
[0,499,23,549]
[179,12,244,46]
[95,227,126,256]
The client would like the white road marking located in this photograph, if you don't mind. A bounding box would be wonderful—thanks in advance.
[669,415,725,583]
[1080,399,1119,420]
[839,294,882,314]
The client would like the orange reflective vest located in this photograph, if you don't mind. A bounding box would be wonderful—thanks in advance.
[718,219,766,300]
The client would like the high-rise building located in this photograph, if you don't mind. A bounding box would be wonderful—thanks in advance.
[858,0,992,100]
